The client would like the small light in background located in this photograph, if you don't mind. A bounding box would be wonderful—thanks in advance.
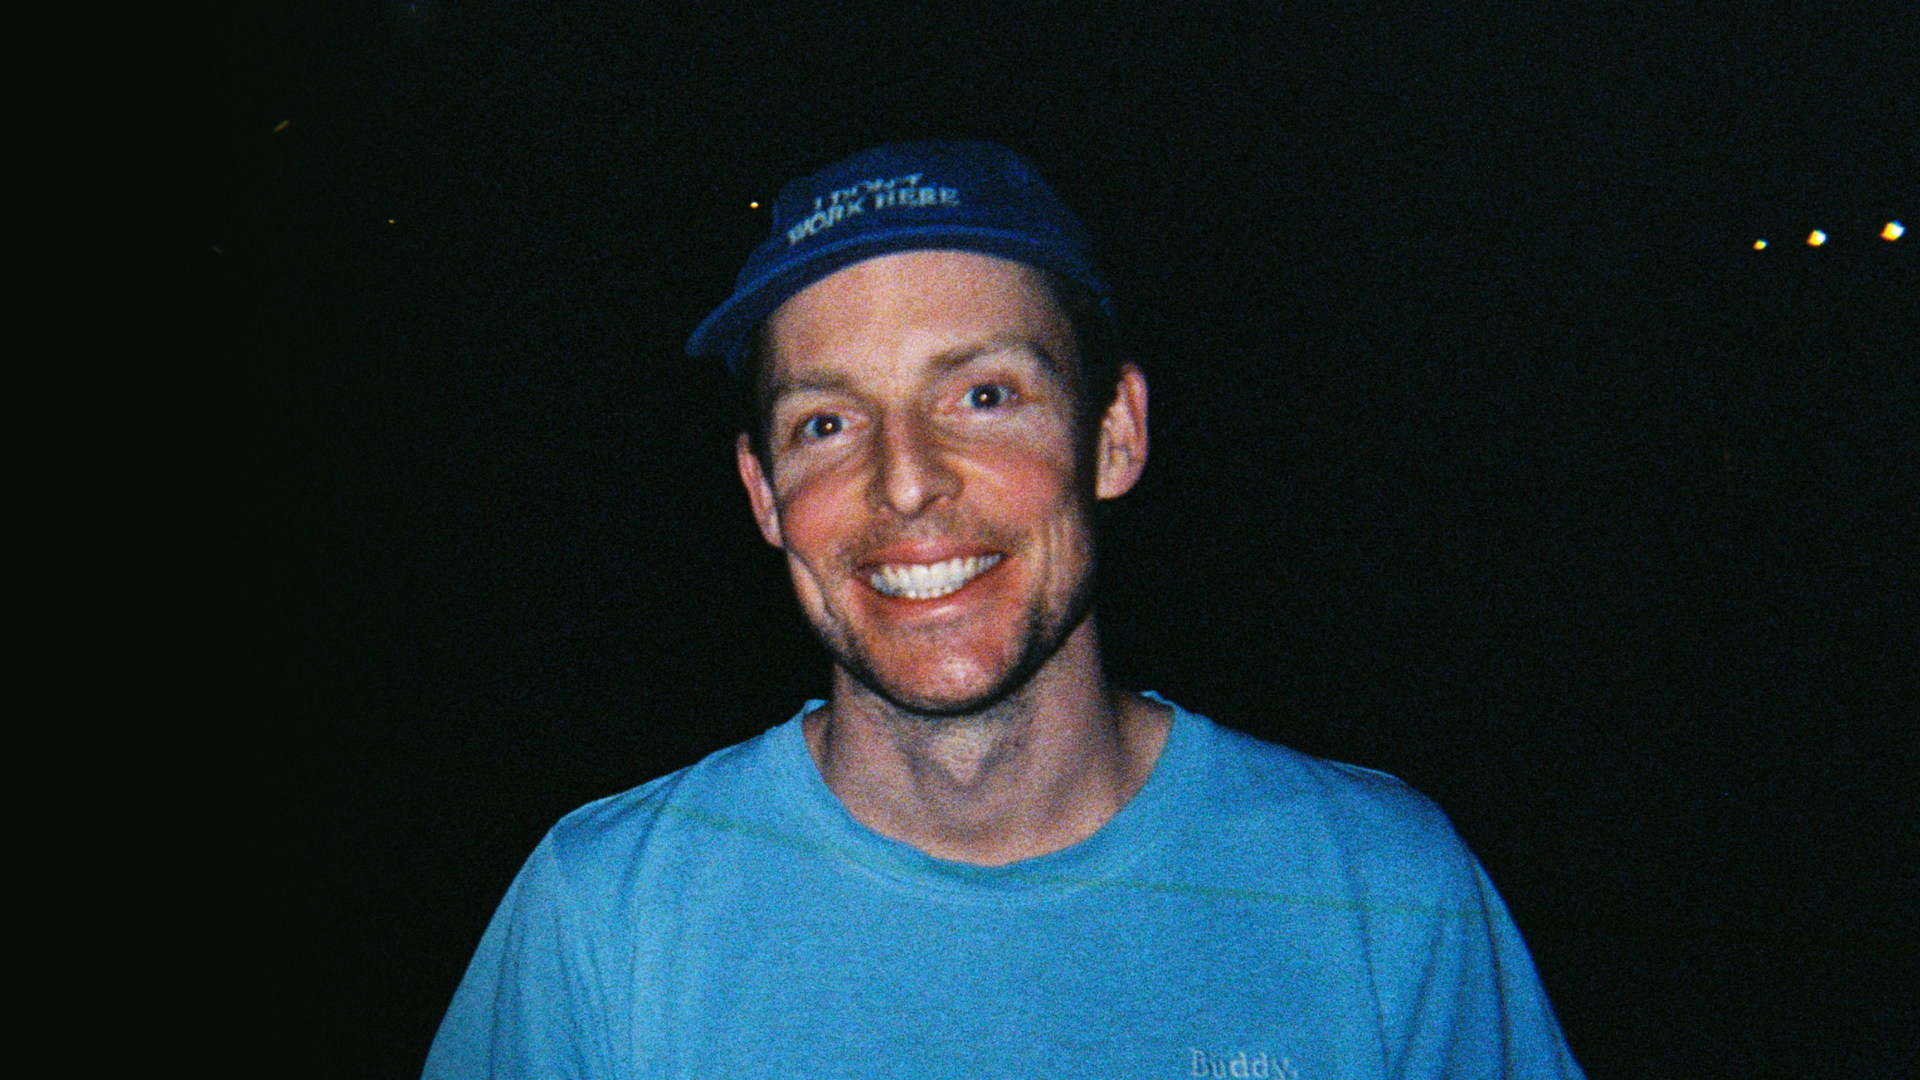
[1807,230,1827,247]
[1883,221,1905,241]
[388,219,396,224]
[1753,239,1767,250]
[273,120,290,133]
[748,201,760,210]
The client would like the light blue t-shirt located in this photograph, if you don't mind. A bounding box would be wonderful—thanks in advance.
[425,699,1584,1078]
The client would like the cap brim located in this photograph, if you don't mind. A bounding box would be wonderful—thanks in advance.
[685,224,1108,371]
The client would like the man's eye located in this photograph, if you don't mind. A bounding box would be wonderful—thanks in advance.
[966,384,1011,409]
[799,414,844,441]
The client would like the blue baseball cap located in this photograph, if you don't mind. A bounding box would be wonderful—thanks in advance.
[685,140,1112,371]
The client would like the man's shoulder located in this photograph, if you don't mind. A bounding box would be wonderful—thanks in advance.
[1177,708,1478,891]
[536,717,804,882]
[1197,714,1449,825]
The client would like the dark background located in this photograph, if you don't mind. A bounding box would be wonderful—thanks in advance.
[222,4,1915,1076]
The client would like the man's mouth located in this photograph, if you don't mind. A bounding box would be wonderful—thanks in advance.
[867,554,1003,601]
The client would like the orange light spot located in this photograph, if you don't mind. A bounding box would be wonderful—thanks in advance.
[1883,221,1905,241]
[1753,239,1767,250]
[273,120,290,133]
[1807,229,1827,247]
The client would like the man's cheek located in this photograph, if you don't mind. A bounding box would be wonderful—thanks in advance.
[785,557,834,622]
[976,453,1080,516]
[775,482,852,553]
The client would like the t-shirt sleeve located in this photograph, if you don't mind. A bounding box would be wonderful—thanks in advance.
[422,835,617,1080]
[1309,757,1584,1079]
[1385,856,1586,1079]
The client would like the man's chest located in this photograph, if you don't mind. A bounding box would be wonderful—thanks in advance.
[618,884,1388,1078]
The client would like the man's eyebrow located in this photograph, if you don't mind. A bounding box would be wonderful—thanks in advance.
[767,372,858,401]
[768,338,1068,404]
[930,337,1067,380]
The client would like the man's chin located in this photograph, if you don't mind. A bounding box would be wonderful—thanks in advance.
[818,603,1090,721]
[844,663,1025,720]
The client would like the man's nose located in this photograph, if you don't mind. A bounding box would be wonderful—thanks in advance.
[870,415,960,517]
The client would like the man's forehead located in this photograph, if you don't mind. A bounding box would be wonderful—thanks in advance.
[762,251,1072,362]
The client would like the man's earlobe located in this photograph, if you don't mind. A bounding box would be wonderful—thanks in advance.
[1095,364,1150,500]
[735,433,785,549]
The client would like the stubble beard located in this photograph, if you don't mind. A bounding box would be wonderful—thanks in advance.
[810,530,1101,723]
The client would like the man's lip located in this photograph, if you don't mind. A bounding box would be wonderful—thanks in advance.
[860,548,1007,602]
[855,543,1004,574]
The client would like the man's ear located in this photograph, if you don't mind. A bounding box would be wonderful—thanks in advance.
[1094,363,1150,500]
[736,433,785,549]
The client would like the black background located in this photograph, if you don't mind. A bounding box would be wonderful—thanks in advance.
[222,4,1916,1076]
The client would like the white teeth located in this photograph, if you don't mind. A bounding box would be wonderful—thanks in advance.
[869,554,1002,600]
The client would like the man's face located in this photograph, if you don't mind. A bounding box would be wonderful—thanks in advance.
[736,250,1146,715]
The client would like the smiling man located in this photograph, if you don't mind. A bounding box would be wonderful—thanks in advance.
[424,142,1585,1078]
[738,247,1165,866]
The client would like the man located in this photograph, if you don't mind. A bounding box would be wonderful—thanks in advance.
[425,141,1585,1077]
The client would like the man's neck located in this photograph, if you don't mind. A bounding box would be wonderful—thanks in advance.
[803,620,1172,866]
